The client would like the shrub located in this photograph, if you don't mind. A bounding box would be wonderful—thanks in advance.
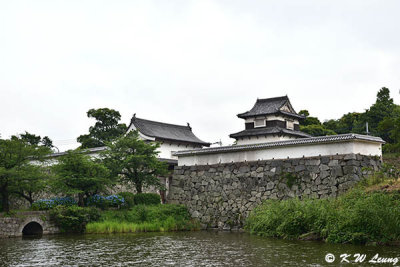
[133,193,160,205]
[32,197,77,210]
[105,195,125,207]
[117,192,135,208]
[383,143,400,154]
[86,194,125,209]
[50,205,101,233]
[245,189,400,244]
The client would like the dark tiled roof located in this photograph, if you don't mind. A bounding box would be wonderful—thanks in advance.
[237,96,305,119]
[229,127,312,139]
[174,134,385,156]
[130,117,210,146]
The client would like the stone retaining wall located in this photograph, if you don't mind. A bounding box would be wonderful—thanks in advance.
[168,153,381,229]
[0,211,60,238]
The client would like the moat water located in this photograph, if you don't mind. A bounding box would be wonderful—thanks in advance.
[1,231,399,266]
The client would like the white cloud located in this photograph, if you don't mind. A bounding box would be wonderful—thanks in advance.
[0,0,399,150]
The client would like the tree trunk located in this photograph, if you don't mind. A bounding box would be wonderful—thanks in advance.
[14,191,34,205]
[135,182,143,194]
[1,186,10,212]
[78,193,84,207]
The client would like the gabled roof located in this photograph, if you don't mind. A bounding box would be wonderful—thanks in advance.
[237,96,305,119]
[129,116,210,146]
[229,127,311,139]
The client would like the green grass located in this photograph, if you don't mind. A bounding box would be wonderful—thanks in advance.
[86,204,200,234]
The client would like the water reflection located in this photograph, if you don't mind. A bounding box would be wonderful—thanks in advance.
[0,231,399,266]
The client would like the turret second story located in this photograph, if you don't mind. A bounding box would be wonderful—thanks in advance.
[230,96,311,145]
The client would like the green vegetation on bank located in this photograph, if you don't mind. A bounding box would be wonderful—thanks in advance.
[86,204,200,233]
[34,192,200,235]
[245,170,400,245]
[50,205,101,233]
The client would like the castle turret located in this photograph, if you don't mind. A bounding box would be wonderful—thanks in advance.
[230,96,311,145]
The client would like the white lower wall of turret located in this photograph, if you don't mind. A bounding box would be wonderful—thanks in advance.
[236,135,296,145]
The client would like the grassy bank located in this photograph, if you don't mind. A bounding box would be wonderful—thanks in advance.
[86,204,200,234]
[245,182,400,245]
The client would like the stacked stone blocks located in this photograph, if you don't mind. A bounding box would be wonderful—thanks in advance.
[168,153,381,229]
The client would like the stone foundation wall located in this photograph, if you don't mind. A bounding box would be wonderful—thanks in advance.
[0,211,60,238]
[168,153,381,229]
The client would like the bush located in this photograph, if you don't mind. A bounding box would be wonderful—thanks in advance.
[50,205,101,233]
[117,192,135,208]
[32,197,77,210]
[86,194,125,209]
[245,189,400,244]
[133,193,160,205]
[383,143,400,154]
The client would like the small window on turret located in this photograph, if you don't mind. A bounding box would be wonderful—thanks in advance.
[286,120,294,130]
[254,119,266,128]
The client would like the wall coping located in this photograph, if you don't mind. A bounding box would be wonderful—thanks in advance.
[174,153,379,169]
[173,133,385,157]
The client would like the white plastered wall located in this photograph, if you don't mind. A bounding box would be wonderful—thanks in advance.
[158,143,198,159]
[245,115,299,124]
[236,135,296,145]
[178,140,382,166]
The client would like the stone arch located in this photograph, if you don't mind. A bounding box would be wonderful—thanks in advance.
[19,218,45,236]
[22,221,43,236]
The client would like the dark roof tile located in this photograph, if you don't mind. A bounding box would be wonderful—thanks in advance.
[237,96,304,119]
[229,127,311,139]
[130,117,210,146]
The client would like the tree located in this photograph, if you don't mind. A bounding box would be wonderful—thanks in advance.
[298,110,321,126]
[13,131,54,148]
[323,112,361,134]
[11,164,50,205]
[52,150,112,207]
[0,136,51,212]
[298,110,336,137]
[101,131,168,193]
[77,108,127,148]
[354,87,396,138]
[380,105,400,152]
[300,124,337,137]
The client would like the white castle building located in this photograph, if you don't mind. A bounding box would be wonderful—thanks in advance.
[230,96,310,145]
[127,114,210,162]
[174,96,385,166]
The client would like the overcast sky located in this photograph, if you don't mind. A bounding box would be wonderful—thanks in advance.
[1,0,399,151]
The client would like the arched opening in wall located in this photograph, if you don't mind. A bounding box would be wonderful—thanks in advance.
[22,222,43,236]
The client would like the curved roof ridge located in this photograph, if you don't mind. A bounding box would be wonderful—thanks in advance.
[133,117,190,129]
[237,95,300,119]
[256,95,288,102]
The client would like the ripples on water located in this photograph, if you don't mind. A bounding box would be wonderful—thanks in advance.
[1,231,399,266]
